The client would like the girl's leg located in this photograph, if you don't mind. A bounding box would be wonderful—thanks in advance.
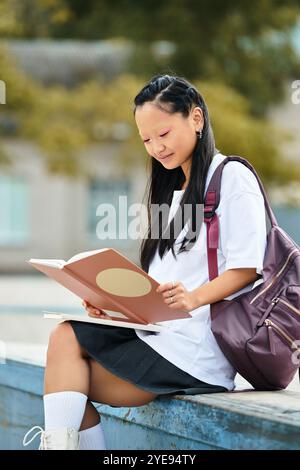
[43,321,158,450]
[44,321,90,395]
[88,358,158,407]
[78,401,106,450]
[78,359,158,450]
[43,321,91,433]
[81,401,100,430]
[45,320,158,408]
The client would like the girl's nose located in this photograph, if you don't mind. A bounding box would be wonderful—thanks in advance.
[155,145,166,156]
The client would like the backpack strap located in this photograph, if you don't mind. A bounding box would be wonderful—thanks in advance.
[204,155,278,281]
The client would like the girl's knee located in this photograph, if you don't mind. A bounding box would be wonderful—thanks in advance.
[47,321,81,360]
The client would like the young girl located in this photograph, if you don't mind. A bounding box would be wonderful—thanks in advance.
[23,74,266,450]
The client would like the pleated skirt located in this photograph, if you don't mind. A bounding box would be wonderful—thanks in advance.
[69,321,228,397]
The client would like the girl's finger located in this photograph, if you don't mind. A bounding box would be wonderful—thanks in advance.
[88,312,98,318]
[88,309,101,317]
[86,308,96,316]
[88,310,109,319]
[90,307,108,317]
[91,308,102,315]
[98,312,110,319]
[93,309,110,318]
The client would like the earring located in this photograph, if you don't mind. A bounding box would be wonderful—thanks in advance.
[196,129,203,139]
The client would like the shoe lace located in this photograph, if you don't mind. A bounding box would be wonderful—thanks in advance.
[23,426,80,450]
[23,426,48,449]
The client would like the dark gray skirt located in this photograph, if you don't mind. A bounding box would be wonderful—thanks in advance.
[69,321,228,396]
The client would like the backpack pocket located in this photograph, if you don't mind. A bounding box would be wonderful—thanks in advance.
[247,289,300,388]
[263,318,298,355]
[273,296,300,320]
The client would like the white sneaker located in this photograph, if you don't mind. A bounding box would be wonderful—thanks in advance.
[23,425,80,450]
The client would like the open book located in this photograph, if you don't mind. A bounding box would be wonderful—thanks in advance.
[43,311,165,333]
[28,248,191,326]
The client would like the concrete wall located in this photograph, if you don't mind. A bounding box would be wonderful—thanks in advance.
[0,358,300,450]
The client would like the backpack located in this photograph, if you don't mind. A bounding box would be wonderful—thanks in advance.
[204,155,300,390]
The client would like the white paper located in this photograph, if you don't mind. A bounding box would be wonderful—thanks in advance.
[43,311,164,333]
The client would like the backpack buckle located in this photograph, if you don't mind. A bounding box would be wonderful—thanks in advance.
[204,206,216,220]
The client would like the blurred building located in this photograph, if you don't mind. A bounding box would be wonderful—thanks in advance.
[0,137,147,273]
[4,39,132,86]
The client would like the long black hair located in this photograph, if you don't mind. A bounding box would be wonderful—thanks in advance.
[133,74,217,273]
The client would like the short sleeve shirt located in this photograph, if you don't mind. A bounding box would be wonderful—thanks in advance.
[135,152,267,390]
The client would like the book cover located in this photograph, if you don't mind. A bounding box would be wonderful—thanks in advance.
[28,248,191,325]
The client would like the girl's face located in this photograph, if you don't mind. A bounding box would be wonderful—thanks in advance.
[135,102,203,173]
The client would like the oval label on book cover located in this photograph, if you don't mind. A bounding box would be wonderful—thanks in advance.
[96,268,152,297]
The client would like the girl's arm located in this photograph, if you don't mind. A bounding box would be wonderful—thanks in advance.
[192,268,260,308]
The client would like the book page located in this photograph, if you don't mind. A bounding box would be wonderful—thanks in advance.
[43,311,164,333]
[103,310,128,319]
[66,248,108,264]
[29,258,65,268]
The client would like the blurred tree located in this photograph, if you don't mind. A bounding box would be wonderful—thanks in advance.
[0,0,299,184]
[18,74,300,184]
[199,80,298,184]
[0,45,39,164]
[0,0,24,37]
[19,0,299,116]
[5,0,72,38]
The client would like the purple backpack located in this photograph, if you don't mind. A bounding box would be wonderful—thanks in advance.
[204,156,300,390]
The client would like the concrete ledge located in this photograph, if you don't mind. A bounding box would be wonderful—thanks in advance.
[0,358,300,450]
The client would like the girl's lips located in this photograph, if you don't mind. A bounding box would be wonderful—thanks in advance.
[159,153,174,160]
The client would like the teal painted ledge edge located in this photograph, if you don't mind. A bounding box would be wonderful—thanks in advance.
[1,358,300,450]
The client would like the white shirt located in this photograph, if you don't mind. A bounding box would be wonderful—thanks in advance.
[135,152,267,390]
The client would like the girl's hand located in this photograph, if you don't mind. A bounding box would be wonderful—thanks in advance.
[82,300,111,319]
[156,281,197,313]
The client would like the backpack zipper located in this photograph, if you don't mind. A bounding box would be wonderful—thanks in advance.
[276,298,300,317]
[250,248,298,305]
[257,295,300,327]
[264,318,298,355]
[257,297,279,327]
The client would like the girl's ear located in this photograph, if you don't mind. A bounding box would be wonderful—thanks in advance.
[192,106,204,130]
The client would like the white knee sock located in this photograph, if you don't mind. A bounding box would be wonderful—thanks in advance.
[43,391,88,431]
[79,422,107,450]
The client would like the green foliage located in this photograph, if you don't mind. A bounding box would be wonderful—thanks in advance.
[0,43,299,185]
[0,46,38,111]
[1,0,300,115]
[33,0,300,116]
[1,0,72,38]
[198,81,300,184]
[0,0,24,37]
[0,45,40,162]
[26,74,300,185]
